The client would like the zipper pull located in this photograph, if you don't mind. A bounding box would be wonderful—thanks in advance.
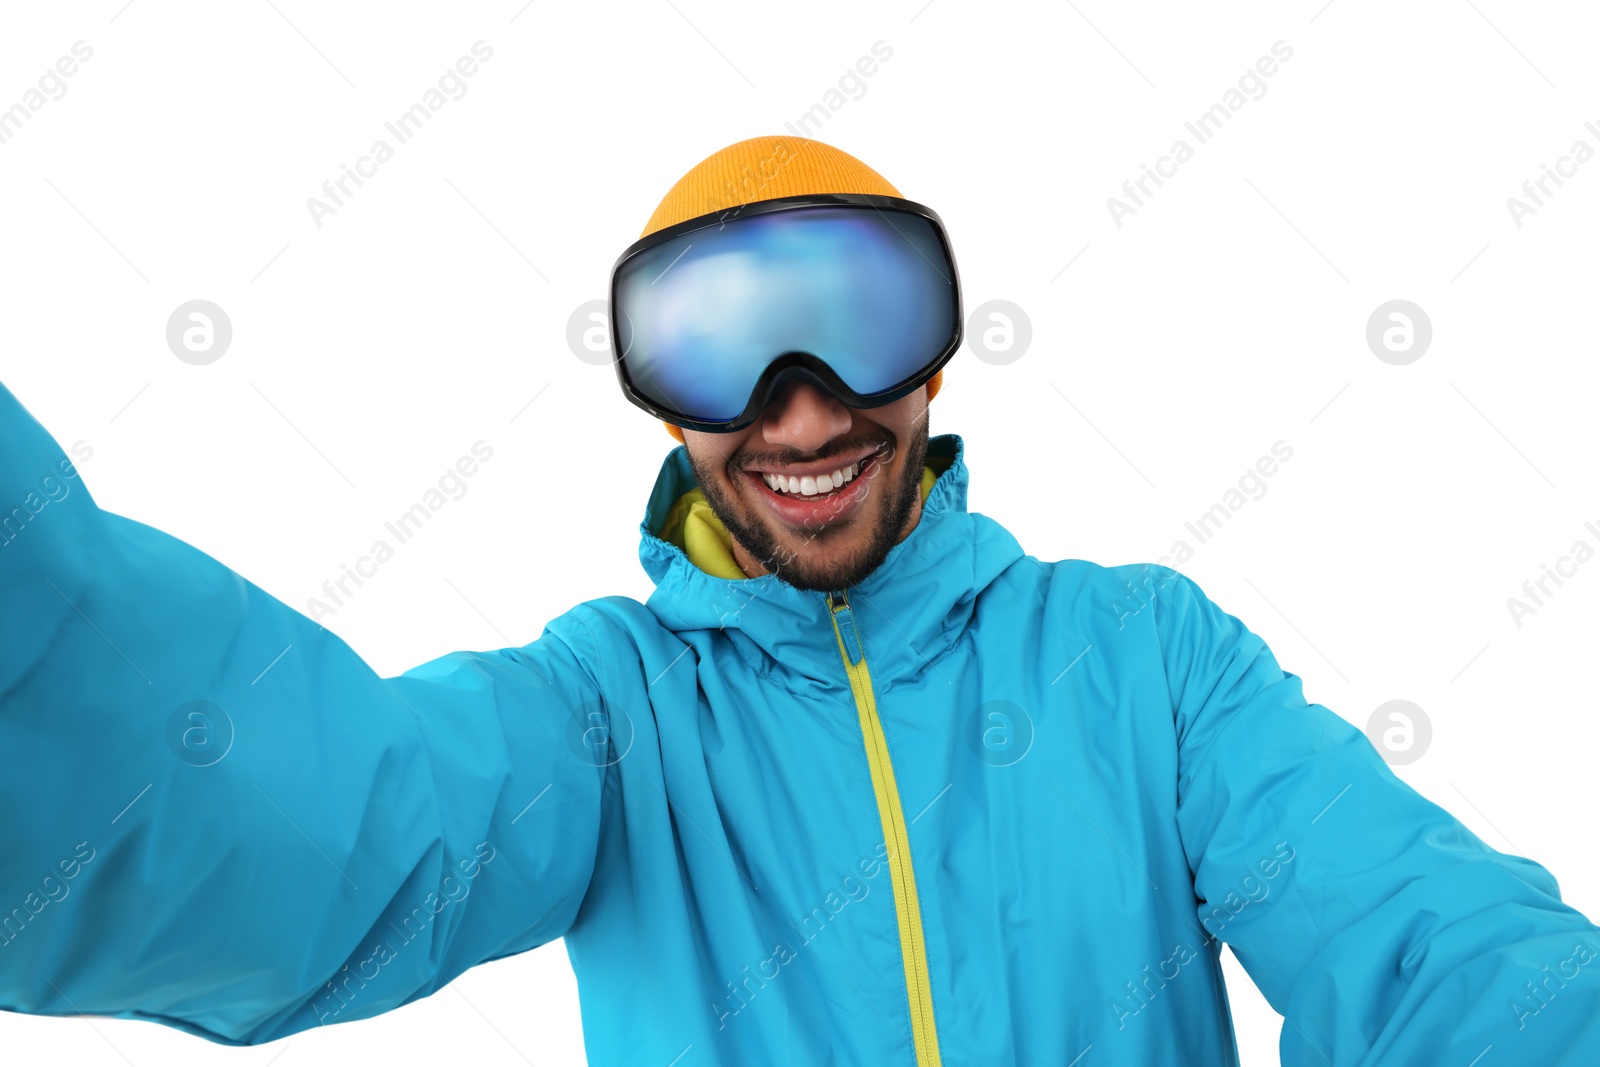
[828,589,865,666]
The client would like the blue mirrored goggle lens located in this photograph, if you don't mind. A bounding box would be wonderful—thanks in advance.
[614,206,955,424]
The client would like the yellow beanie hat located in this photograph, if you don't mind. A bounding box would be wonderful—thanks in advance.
[637,135,944,444]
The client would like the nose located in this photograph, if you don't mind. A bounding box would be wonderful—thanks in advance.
[759,380,853,454]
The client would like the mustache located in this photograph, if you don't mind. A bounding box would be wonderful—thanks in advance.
[730,436,893,471]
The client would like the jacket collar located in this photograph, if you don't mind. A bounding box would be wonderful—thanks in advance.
[637,433,1026,683]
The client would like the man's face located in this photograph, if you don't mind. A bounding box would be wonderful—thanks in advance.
[682,381,931,592]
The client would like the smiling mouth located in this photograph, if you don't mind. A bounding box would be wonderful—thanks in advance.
[734,445,887,528]
[757,458,865,499]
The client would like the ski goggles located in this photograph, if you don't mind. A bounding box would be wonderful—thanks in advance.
[608,192,962,433]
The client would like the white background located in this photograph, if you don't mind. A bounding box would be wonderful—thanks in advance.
[2,1,1598,1064]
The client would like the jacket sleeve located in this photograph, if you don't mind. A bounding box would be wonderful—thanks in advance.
[0,382,609,1045]
[1147,564,1600,1066]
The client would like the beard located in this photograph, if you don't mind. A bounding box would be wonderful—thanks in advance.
[688,418,930,593]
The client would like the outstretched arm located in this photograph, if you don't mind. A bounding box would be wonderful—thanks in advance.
[1143,565,1600,1065]
[0,382,609,1045]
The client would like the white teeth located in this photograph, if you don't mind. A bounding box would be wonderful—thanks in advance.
[760,461,863,496]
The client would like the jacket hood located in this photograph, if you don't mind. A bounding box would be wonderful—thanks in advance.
[637,433,1027,683]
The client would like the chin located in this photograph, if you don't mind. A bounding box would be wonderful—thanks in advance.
[760,530,882,593]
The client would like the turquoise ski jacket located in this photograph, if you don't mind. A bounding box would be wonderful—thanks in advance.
[2,381,1597,1065]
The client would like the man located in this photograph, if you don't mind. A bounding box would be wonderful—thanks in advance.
[1,136,1596,1066]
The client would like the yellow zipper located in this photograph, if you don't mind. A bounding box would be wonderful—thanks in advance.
[826,589,942,1066]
